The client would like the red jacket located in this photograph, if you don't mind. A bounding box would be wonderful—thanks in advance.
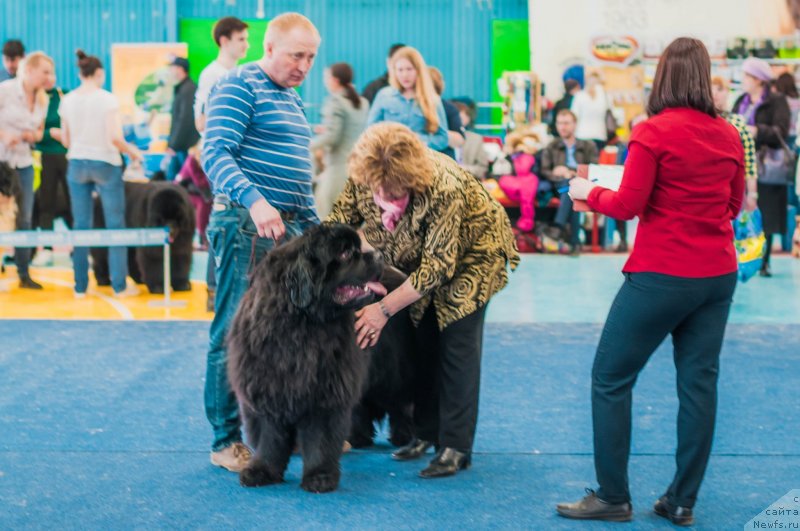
[587,107,745,278]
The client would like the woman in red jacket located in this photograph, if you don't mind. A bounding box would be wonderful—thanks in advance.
[556,38,744,526]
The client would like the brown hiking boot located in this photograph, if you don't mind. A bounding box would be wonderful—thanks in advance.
[210,442,251,472]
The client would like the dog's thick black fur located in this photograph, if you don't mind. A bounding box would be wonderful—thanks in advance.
[348,265,415,449]
[227,223,384,493]
[92,181,195,293]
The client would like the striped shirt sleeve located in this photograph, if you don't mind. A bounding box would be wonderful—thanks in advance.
[201,74,263,209]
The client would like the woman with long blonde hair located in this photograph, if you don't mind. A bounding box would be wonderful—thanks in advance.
[0,51,54,289]
[367,46,448,150]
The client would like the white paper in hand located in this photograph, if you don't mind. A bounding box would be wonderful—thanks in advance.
[587,164,624,191]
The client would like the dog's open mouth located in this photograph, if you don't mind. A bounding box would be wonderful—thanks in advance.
[333,281,387,304]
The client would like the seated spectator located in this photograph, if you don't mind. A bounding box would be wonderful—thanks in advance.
[428,67,465,159]
[174,146,211,250]
[453,102,488,180]
[599,114,647,252]
[498,129,540,233]
[539,109,599,254]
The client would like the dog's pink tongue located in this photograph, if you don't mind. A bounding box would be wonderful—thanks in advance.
[366,281,387,297]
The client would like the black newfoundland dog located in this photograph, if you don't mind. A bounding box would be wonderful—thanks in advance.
[227,223,387,493]
[92,180,195,294]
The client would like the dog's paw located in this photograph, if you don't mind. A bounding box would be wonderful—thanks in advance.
[172,281,192,292]
[301,472,340,493]
[239,465,282,488]
[147,284,164,295]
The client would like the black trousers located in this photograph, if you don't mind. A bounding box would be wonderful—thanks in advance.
[400,302,487,453]
[592,272,736,508]
[37,153,71,231]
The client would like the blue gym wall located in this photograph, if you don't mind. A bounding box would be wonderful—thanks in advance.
[0,0,527,118]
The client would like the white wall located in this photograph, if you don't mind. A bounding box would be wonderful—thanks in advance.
[530,0,793,98]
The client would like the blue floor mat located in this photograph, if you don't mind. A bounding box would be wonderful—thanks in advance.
[1,321,798,529]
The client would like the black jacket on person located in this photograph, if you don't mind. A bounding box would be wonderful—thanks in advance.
[732,92,791,149]
[362,73,390,105]
[549,93,575,137]
[169,78,200,151]
[439,99,465,160]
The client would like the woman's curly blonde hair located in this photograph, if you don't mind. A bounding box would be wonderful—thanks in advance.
[348,122,434,197]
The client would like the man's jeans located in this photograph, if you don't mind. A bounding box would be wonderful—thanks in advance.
[66,160,128,293]
[204,202,311,451]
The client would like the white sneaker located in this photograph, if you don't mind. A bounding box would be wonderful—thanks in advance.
[74,291,87,299]
[210,442,252,472]
[113,285,140,298]
[32,249,54,267]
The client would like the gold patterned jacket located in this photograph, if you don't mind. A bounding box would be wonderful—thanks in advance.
[328,151,520,329]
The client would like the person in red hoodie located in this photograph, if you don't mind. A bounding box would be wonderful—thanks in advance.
[556,37,744,527]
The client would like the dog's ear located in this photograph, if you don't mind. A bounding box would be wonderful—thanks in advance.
[285,258,314,308]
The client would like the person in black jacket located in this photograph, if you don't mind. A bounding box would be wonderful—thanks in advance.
[549,78,581,137]
[732,57,791,277]
[428,66,464,159]
[167,57,200,181]
[362,43,405,105]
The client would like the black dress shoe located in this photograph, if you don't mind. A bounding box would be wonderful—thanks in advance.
[19,277,43,290]
[391,438,434,461]
[418,447,471,478]
[654,495,694,526]
[556,488,633,522]
[759,264,773,277]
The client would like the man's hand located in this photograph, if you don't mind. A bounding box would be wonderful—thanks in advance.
[20,130,37,144]
[553,165,572,179]
[0,131,21,147]
[249,198,285,240]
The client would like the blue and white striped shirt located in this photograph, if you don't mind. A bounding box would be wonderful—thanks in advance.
[202,63,318,222]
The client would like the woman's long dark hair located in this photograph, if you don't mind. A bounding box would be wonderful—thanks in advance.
[329,62,361,110]
[647,37,717,118]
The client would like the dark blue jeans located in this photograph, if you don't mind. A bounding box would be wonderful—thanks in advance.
[592,271,737,508]
[539,180,581,245]
[11,166,34,278]
[204,202,311,451]
[66,160,128,293]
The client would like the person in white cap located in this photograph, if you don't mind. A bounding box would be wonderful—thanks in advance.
[732,57,791,277]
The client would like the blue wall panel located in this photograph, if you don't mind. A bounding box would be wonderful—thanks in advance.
[2,0,169,90]
[1,0,527,115]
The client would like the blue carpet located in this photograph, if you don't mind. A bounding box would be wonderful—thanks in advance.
[192,254,800,324]
[1,321,797,529]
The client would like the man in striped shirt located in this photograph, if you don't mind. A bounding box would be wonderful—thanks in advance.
[201,12,321,473]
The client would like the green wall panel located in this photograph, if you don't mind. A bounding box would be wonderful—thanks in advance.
[491,19,530,124]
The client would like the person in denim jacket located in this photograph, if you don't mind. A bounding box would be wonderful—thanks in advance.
[367,46,448,150]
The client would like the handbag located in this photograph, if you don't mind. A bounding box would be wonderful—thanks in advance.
[757,135,796,185]
[733,208,767,282]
